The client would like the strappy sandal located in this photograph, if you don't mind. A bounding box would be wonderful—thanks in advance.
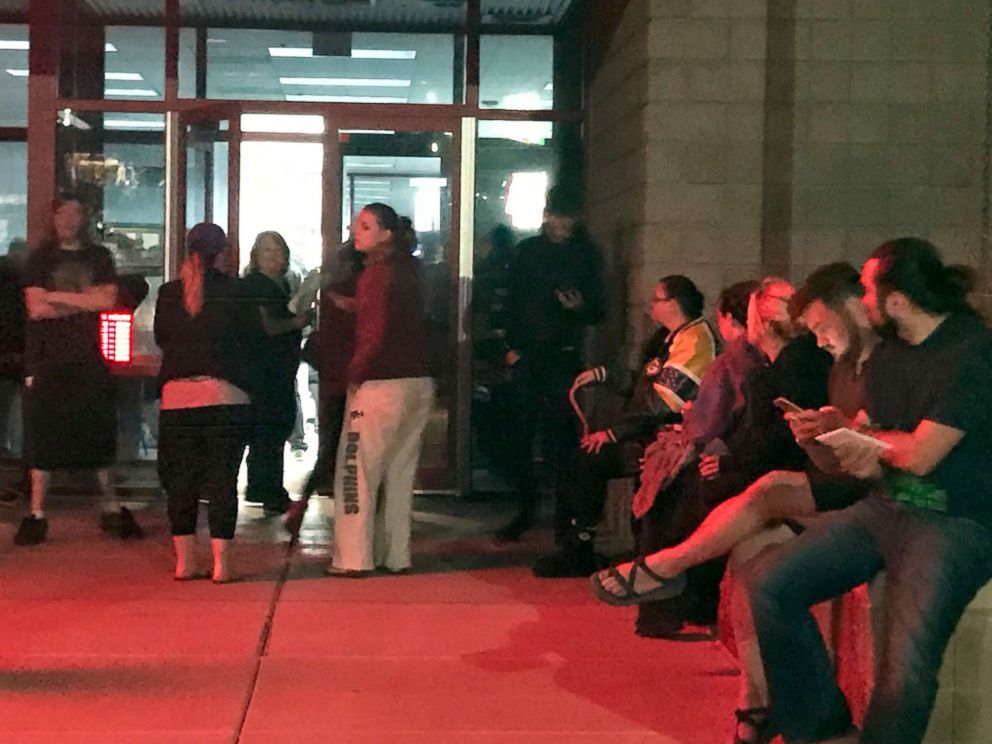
[733,707,776,744]
[589,557,687,607]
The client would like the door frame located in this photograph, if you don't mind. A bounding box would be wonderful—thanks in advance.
[325,111,471,494]
[167,104,475,494]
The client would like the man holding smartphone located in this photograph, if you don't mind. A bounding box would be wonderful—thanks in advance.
[495,186,606,542]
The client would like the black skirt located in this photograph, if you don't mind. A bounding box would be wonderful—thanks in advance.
[23,361,117,470]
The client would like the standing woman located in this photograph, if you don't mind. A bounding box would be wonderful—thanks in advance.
[17,196,135,545]
[330,203,434,576]
[242,231,311,515]
[155,223,259,582]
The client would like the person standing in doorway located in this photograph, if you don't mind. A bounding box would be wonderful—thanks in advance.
[242,231,312,516]
[329,203,434,576]
[16,196,139,545]
[284,238,363,539]
[496,185,606,541]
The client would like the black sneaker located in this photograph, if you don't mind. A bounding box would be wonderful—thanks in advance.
[532,546,599,578]
[0,485,23,507]
[100,507,144,540]
[263,499,290,517]
[14,515,48,546]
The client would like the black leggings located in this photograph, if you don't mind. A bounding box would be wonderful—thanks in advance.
[159,405,250,539]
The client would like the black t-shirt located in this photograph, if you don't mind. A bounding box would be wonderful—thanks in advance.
[23,242,116,372]
[866,312,992,528]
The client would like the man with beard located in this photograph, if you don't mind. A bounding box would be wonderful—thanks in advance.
[591,263,879,744]
[743,239,992,744]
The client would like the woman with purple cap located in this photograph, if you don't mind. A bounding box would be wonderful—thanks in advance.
[154,222,262,583]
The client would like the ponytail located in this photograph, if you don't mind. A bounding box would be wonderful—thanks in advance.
[181,222,228,316]
[180,251,205,316]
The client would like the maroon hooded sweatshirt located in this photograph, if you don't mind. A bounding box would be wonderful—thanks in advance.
[347,250,431,385]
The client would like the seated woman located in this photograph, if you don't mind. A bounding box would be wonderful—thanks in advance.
[532,275,718,578]
[616,278,832,639]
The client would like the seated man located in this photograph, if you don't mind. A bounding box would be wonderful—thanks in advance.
[745,239,992,744]
[592,263,880,743]
[532,275,718,577]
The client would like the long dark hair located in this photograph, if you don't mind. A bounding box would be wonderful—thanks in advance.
[870,238,971,315]
[363,203,416,253]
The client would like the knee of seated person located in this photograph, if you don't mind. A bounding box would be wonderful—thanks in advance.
[740,547,794,610]
[744,470,803,512]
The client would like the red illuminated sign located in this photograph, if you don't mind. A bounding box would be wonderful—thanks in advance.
[100,312,133,363]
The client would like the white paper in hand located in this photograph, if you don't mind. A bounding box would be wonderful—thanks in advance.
[814,428,891,452]
[288,268,321,315]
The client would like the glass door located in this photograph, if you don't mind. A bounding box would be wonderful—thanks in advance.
[328,121,462,492]
[171,104,239,275]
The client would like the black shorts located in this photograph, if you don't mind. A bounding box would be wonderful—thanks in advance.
[23,362,117,470]
[807,466,868,513]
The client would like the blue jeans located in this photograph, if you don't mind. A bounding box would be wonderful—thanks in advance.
[745,492,992,744]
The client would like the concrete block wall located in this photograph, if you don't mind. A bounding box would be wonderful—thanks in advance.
[788,0,990,287]
[586,0,992,355]
[587,0,769,358]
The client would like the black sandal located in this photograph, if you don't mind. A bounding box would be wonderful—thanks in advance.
[589,557,686,607]
[733,707,776,744]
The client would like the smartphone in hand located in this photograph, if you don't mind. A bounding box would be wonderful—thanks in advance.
[773,397,804,414]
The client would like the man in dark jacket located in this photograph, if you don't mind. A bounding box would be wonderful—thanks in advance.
[496,186,606,541]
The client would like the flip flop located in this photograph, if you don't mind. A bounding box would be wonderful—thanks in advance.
[590,558,687,607]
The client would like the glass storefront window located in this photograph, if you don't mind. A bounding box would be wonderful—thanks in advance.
[479,35,553,111]
[0,142,27,253]
[178,28,197,98]
[240,140,324,271]
[104,27,165,101]
[0,24,28,125]
[202,29,454,104]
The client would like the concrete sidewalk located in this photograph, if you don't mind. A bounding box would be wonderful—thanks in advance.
[0,494,737,743]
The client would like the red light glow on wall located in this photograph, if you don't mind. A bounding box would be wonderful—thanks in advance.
[100,312,133,363]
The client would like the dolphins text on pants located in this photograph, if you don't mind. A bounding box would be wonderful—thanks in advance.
[343,431,360,515]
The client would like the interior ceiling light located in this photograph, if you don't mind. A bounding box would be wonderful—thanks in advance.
[104,119,165,129]
[0,41,115,52]
[105,72,143,81]
[352,49,417,60]
[280,77,411,88]
[5,68,28,76]
[269,47,416,60]
[105,88,158,97]
[286,94,408,103]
